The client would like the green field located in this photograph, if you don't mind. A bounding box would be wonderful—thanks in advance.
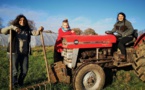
[0,46,145,90]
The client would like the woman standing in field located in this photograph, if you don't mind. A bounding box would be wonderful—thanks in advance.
[54,19,76,62]
[1,14,44,87]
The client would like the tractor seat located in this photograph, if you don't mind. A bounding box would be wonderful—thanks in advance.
[125,38,136,46]
[125,29,138,46]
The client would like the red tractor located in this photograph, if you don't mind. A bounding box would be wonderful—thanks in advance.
[49,29,145,90]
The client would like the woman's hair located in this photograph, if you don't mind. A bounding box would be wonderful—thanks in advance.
[62,19,70,28]
[117,12,126,22]
[12,14,30,29]
[63,19,68,23]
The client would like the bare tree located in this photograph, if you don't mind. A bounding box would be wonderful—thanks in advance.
[83,28,98,35]
[138,29,145,36]
[8,20,13,26]
[28,20,36,30]
[0,17,2,28]
[0,17,3,33]
[72,28,83,35]
[8,19,36,30]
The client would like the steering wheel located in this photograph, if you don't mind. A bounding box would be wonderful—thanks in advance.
[105,31,114,34]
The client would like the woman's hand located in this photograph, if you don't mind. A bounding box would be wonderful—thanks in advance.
[71,30,75,33]
[11,25,21,34]
[15,28,21,34]
[38,26,44,32]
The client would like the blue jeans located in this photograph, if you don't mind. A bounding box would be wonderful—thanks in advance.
[7,53,28,86]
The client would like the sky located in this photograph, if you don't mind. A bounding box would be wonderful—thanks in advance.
[0,0,145,34]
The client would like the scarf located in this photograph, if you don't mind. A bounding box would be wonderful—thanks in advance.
[61,26,71,32]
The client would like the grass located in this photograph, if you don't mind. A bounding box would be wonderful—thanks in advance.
[104,70,145,90]
[0,46,145,90]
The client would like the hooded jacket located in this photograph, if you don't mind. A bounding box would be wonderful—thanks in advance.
[55,27,76,53]
[111,20,134,37]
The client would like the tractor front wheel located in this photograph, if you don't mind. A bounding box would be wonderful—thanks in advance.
[73,63,105,90]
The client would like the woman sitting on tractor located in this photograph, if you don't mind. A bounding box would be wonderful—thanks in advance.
[54,19,76,62]
[106,12,134,61]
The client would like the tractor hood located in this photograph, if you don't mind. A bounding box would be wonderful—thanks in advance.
[62,35,116,49]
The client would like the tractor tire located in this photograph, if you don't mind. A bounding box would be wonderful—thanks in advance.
[132,57,145,81]
[73,63,105,90]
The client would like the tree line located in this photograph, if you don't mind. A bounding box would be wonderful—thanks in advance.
[0,17,145,36]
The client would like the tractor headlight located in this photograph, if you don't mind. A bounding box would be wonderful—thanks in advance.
[74,40,79,45]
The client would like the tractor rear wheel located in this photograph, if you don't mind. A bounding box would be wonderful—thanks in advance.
[73,63,105,90]
[132,57,145,81]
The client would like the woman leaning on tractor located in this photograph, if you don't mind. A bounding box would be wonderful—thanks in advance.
[1,14,44,88]
[106,12,134,61]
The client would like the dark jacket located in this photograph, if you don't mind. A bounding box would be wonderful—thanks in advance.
[111,20,134,37]
[1,25,40,54]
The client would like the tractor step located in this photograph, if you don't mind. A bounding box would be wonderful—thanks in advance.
[113,61,132,67]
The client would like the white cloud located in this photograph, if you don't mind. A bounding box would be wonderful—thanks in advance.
[35,16,66,32]
[0,5,124,34]
[72,17,91,24]
[0,5,47,23]
[128,18,136,24]
[70,17,115,34]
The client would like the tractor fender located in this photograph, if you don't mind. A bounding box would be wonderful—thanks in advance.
[134,33,145,49]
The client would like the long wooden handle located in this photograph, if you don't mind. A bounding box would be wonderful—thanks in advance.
[9,29,12,90]
[40,32,51,83]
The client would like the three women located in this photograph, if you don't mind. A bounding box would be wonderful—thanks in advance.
[1,12,134,88]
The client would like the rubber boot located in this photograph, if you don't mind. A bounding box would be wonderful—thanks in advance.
[13,75,18,88]
[18,73,26,87]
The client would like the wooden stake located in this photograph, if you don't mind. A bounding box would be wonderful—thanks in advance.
[40,32,51,83]
[9,29,13,90]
